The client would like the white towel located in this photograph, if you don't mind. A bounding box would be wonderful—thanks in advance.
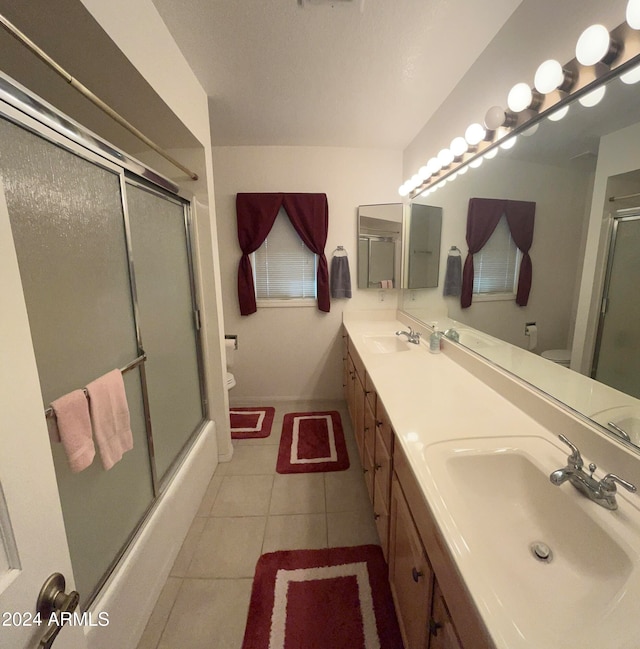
[50,390,95,473]
[85,369,133,470]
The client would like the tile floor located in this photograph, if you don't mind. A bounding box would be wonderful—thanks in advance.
[136,399,380,649]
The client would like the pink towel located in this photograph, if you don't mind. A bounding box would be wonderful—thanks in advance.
[85,369,133,470]
[50,390,95,473]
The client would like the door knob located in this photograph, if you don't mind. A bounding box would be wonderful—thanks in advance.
[36,573,80,649]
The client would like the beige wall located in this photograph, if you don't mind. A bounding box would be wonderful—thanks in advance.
[212,145,402,401]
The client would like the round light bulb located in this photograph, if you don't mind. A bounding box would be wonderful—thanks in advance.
[465,123,486,146]
[500,136,517,150]
[576,24,611,66]
[621,63,640,84]
[457,165,469,175]
[578,85,606,107]
[437,148,454,168]
[420,189,431,198]
[484,147,498,160]
[398,184,410,197]
[534,59,564,94]
[522,123,540,137]
[548,105,570,122]
[627,0,640,29]
[435,180,446,190]
[418,165,431,180]
[427,157,442,175]
[411,174,421,187]
[450,136,468,157]
[469,156,484,169]
[484,106,508,131]
[507,82,533,112]
[449,171,458,181]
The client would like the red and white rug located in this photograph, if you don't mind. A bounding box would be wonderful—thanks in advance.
[242,545,403,649]
[230,407,275,439]
[276,411,349,474]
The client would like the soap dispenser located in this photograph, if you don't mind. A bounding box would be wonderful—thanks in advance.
[429,324,442,354]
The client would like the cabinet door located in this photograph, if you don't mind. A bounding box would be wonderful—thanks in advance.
[353,366,366,462]
[373,427,392,558]
[389,476,433,649]
[342,334,349,404]
[430,582,464,649]
[363,396,376,500]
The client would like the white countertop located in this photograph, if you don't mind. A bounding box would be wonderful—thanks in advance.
[342,313,640,649]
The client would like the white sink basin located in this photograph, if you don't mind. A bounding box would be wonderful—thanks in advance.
[590,405,640,448]
[362,334,412,354]
[422,435,640,648]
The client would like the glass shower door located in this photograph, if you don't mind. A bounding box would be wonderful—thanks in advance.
[125,181,205,485]
[0,118,154,606]
[593,213,640,398]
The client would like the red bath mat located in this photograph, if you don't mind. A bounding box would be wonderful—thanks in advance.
[276,411,349,473]
[242,545,403,649]
[230,407,275,439]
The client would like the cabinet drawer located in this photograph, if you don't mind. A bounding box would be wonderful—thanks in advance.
[375,399,394,455]
[364,372,377,414]
[374,427,391,510]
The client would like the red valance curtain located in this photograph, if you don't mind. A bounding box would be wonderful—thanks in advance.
[461,197,536,308]
[236,192,330,315]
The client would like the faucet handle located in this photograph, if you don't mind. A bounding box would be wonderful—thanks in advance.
[600,473,638,494]
[558,434,583,468]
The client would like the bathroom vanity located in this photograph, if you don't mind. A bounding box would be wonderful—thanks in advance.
[342,311,640,649]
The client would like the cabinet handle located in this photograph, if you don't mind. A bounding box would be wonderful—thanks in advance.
[373,512,380,520]
[363,468,368,474]
[376,420,383,428]
[429,618,443,637]
[365,389,372,395]
[411,567,424,582]
[374,463,382,471]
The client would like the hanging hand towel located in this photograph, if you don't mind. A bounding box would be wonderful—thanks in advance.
[330,255,352,298]
[86,369,133,470]
[50,390,95,473]
[443,250,462,296]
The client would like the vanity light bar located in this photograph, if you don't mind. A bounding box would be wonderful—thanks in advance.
[400,0,640,200]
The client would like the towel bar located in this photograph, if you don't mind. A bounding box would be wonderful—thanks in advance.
[44,353,146,418]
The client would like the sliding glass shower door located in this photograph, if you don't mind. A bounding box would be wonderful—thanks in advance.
[1,113,206,606]
[0,118,154,604]
[125,181,205,484]
[593,211,640,398]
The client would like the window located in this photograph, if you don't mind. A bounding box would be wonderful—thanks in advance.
[252,208,317,302]
[473,214,522,299]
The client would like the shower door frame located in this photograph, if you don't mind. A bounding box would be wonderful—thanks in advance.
[0,74,209,607]
[591,207,640,383]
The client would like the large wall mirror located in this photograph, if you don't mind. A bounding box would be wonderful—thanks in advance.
[400,53,640,453]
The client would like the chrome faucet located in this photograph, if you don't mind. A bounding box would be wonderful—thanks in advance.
[443,328,460,342]
[549,434,637,510]
[395,327,421,344]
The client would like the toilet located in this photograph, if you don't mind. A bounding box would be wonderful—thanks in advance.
[541,348,571,368]
[224,336,237,390]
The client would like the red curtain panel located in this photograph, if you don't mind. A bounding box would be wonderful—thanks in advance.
[236,192,330,315]
[461,197,535,308]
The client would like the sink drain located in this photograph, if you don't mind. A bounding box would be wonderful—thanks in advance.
[530,541,553,563]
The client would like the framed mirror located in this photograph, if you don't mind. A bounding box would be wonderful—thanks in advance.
[400,53,640,453]
[357,204,402,289]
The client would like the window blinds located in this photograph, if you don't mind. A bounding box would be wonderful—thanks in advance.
[473,214,521,294]
[253,209,317,299]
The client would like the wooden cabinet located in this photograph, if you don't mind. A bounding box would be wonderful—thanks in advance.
[389,475,433,649]
[343,328,486,649]
[430,583,463,649]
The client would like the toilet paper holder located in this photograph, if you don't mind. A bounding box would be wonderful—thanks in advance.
[225,334,238,350]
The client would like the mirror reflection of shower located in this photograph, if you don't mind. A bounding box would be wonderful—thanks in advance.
[357,205,403,289]
[593,208,640,400]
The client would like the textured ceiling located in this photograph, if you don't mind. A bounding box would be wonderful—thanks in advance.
[152,0,522,148]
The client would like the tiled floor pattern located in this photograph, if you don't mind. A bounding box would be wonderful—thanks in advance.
[136,399,380,649]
